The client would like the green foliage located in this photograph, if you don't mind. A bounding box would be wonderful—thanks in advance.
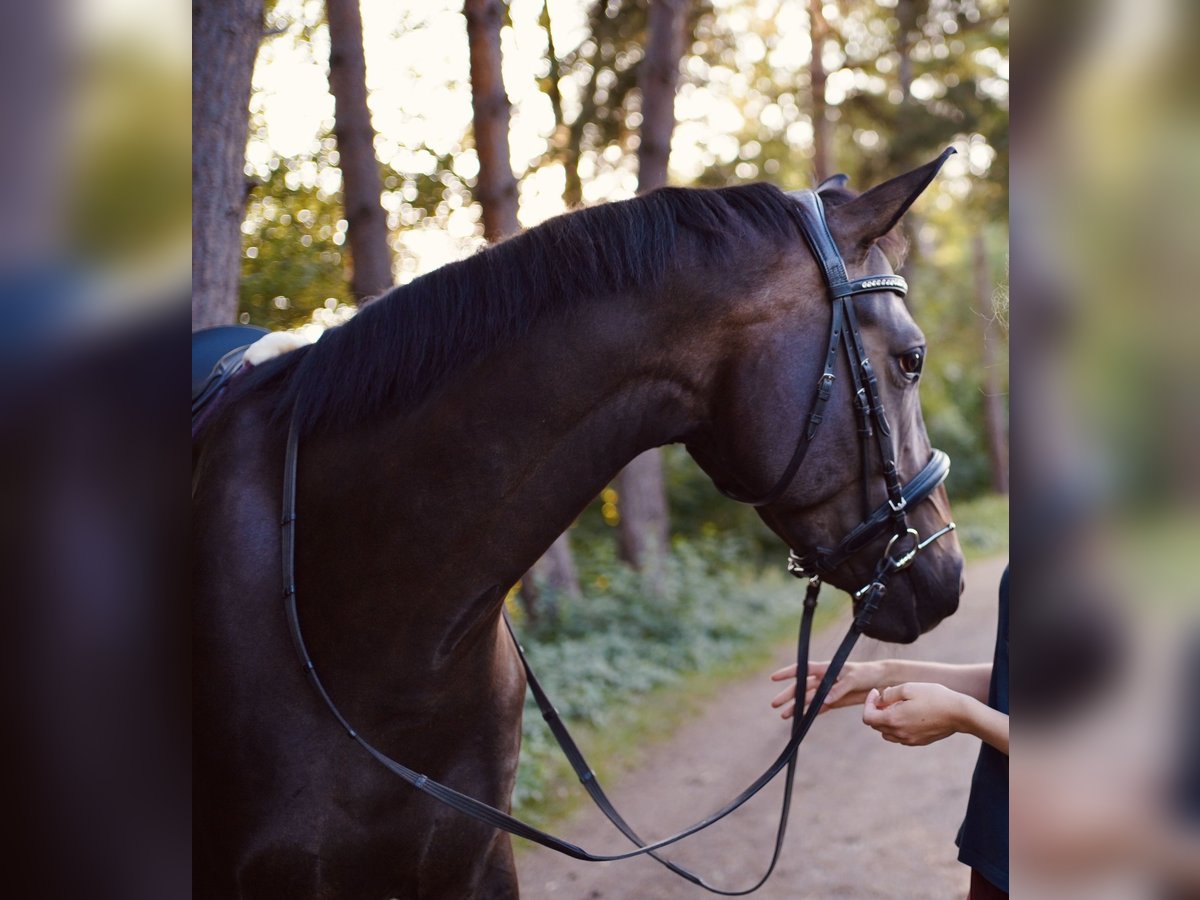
[949,491,1009,561]
[71,44,191,266]
[568,445,779,564]
[909,217,1009,499]
[240,154,349,330]
[685,1,1008,208]
[532,0,717,201]
[660,446,779,559]
[239,136,478,329]
[835,1,1009,206]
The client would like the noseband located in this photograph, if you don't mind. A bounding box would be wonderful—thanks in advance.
[276,189,958,894]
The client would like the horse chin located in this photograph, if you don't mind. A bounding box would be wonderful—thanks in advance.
[858,604,922,644]
[855,557,964,644]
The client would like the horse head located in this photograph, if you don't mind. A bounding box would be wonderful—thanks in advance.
[687,153,965,643]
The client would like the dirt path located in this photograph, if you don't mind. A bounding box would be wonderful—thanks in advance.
[516,556,1007,899]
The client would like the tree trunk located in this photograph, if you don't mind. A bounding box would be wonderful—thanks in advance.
[538,0,583,209]
[562,58,602,209]
[327,0,393,303]
[896,0,916,102]
[523,531,581,623]
[539,0,565,143]
[615,0,687,579]
[975,232,1009,494]
[465,0,520,241]
[808,0,832,182]
[192,0,264,330]
[895,0,921,284]
[615,452,670,572]
[466,0,580,612]
[634,0,687,194]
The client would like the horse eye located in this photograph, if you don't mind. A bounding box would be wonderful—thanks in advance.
[898,349,924,378]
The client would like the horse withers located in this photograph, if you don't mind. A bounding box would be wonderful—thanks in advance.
[193,154,964,899]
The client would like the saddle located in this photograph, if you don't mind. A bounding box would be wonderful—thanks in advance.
[191,325,268,424]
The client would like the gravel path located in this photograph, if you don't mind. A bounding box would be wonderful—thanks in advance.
[516,556,1007,899]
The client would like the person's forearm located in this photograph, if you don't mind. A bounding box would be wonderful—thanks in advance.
[956,695,1009,755]
[879,660,992,703]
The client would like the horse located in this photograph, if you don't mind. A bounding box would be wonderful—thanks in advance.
[193,153,965,899]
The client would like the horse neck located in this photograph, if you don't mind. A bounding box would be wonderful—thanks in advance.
[396,279,712,568]
[299,271,721,678]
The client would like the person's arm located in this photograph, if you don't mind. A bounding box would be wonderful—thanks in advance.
[862,683,1009,754]
[769,659,992,719]
[874,660,993,703]
[954,692,1008,754]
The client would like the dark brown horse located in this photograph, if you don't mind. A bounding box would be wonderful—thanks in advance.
[193,155,964,899]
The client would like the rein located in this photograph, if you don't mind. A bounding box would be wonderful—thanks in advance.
[277,189,955,893]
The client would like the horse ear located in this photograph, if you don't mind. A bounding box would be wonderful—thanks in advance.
[816,173,849,192]
[826,147,955,254]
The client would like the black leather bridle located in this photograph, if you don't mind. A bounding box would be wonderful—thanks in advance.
[716,190,955,590]
[277,189,957,894]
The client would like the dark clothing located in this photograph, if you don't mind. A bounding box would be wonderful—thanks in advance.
[956,566,1009,894]
[968,867,1008,900]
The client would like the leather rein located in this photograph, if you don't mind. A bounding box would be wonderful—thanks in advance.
[277,189,956,894]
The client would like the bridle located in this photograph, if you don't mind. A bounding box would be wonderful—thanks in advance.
[276,189,957,894]
[715,189,955,596]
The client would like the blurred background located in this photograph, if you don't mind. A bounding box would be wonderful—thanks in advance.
[1012,0,1200,896]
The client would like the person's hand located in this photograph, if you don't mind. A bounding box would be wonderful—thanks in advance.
[769,660,885,720]
[861,682,966,746]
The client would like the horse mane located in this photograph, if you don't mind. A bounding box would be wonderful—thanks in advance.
[227,180,900,438]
